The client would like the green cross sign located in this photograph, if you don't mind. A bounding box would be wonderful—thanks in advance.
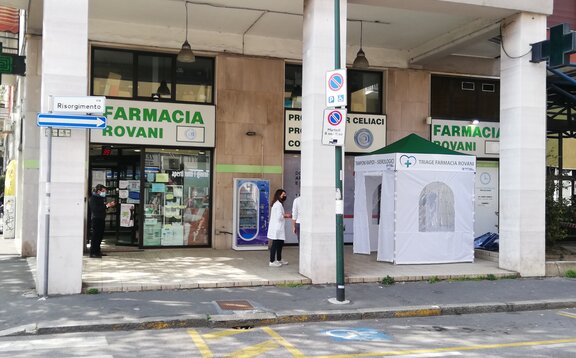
[531,23,576,68]
[0,43,26,81]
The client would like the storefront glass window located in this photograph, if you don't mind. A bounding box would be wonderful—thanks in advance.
[284,64,302,109]
[283,65,383,114]
[175,58,214,103]
[91,47,215,104]
[348,70,383,114]
[137,54,173,99]
[92,49,134,98]
[143,149,211,247]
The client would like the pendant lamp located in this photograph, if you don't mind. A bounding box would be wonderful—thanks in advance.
[353,21,369,68]
[157,80,171,96]
[177,1,195,63]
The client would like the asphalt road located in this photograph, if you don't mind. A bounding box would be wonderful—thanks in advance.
[2,308,576,357]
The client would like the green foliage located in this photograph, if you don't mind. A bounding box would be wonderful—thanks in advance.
[427,276,440,284]
[486,274,497,281]
[565,269,576,278]
[545,175,573,244]
[86,288,99,294]
[380,275,395,285]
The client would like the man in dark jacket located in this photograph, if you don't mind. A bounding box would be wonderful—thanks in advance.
[88,184,115,258]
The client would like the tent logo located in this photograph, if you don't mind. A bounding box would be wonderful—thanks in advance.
[399,155,416,168]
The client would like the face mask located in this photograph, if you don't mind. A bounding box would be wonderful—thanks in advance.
[279,196,286,203]
[99,191,107,197]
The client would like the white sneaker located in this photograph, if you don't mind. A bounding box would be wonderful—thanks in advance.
[279,260,288,265]
[269,261,282,267]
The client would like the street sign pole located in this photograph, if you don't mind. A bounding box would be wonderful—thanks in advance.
[333,0,346,304]
[38,95,107,296]
[42,127,52,297]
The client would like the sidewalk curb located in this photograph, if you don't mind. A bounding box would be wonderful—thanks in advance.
[3,299,576,337]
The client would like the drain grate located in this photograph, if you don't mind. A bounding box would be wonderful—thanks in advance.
[215,300,255,311]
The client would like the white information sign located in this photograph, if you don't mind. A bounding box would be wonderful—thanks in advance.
[355,152,476,173]
[431,119,500,158]
[53,96,106,114]
[325,69,347,107]
[90,99,216,148]
[284,110,386,153]
[322,109,347,146]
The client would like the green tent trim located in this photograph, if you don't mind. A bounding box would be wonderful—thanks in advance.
[370,133,471,156]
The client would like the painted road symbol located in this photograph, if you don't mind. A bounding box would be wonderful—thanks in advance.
[328,73,344,91]
[328,110,343,126]
[325,328,392,342]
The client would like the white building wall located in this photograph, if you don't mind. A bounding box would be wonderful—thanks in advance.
[15,36,41,257]
[36,0,89,295]
[299,0,347,283]
[499,12,547,276]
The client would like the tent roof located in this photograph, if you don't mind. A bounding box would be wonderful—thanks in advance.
[370,133,470,155]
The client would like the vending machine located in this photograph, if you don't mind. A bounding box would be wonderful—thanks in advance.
[232,179,270,250]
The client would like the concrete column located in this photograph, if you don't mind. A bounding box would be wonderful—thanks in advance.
[299,0,346,283]
[36,0,89,295]
[499,12,547,276]
[15,36,41,257]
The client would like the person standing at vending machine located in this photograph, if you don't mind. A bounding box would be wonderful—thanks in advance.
[267,189,291,267]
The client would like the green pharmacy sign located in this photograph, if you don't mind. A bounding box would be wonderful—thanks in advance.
[0,44,26,79]
[90,99,216,148]
[431,119,500,158]
[531,23,576,68]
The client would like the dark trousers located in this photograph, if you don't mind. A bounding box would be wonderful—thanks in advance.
[90,218,105,256]
[269,239,284,262]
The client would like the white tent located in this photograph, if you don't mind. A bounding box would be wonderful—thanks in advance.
[353,134,476,264]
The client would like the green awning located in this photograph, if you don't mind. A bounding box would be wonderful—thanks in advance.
[370,133,470,156]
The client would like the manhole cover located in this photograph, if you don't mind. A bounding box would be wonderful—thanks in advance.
[216,300,255,311]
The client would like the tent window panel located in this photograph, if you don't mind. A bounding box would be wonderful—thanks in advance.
[418,182,455,232]
[372,184,381,225]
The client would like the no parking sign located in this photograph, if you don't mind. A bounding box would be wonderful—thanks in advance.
[325,69,347,107]
[322,109,347,146]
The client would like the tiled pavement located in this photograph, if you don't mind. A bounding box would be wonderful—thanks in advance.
[82,246,516,293]
[1,237,516,293]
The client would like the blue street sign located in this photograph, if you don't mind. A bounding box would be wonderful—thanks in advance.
[37,113,107,129]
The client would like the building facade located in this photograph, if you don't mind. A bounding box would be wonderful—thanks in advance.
[1,0,553,294]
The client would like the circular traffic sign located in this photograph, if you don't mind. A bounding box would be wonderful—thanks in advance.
[327,110,343,126]
[328,73,344,91]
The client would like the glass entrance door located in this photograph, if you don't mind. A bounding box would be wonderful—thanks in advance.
[89,145,141,246]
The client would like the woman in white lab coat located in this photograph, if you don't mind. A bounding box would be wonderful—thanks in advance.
[267,189,290,267]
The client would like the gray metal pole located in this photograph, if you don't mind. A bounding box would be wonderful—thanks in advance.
[42,128,52,297]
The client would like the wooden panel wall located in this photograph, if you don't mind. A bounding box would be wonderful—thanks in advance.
[212,54,285,249]
[386,68,430,144]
